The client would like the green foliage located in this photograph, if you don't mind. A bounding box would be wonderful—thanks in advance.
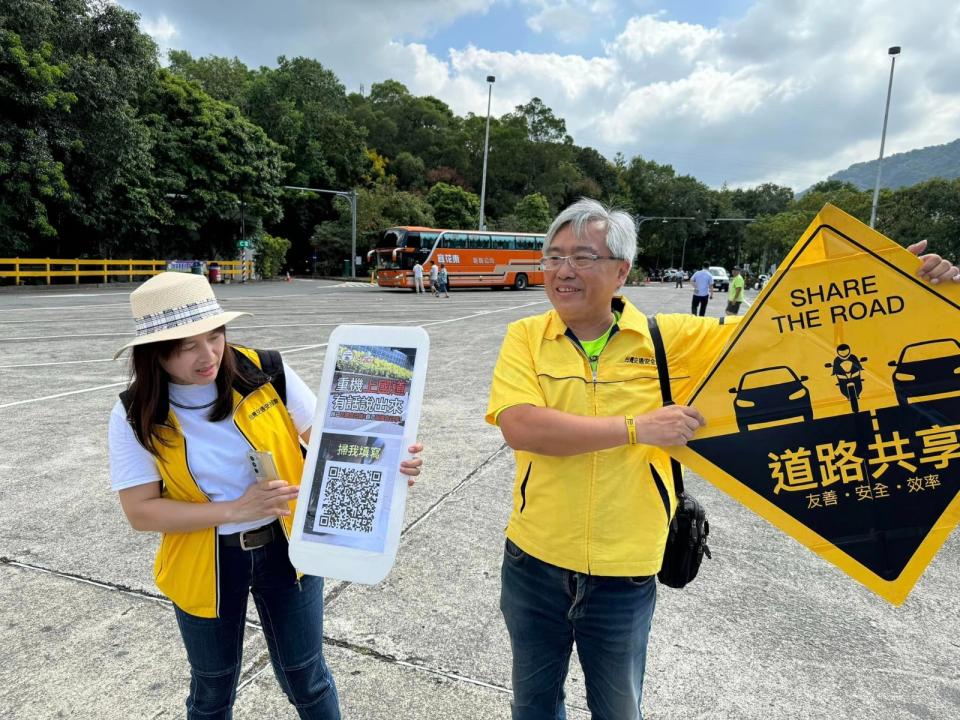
[827,138,960,190]
[508,193,552,232]
[140,70,287,259]
[254,231,291,278]
[168,50,253,108]
[309,186,434,274]
[427,182,480,229]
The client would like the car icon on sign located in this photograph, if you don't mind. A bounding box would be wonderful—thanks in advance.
[729,366,813,432]
[887,338,960,408]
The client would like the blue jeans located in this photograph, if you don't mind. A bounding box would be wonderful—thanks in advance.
[173,530,340,719]
[500,539,657,720]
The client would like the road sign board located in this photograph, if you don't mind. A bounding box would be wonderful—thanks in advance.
[672,203,960,605]
[238,240,251,248]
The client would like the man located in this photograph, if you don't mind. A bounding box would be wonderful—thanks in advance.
[674,269,683,288]
[689,263,713,316]
[413,260,425,294]
[429,262,439,296]
[726,266,745,315]
[485,198,958,720]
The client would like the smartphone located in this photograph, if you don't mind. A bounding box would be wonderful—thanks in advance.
[247,450,281,483]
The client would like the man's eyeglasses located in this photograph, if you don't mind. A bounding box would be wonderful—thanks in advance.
[540,254,621,271]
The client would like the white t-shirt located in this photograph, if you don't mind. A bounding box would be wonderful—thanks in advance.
[108,362,316,535]
[413,263,423,278]
[429,265,438,280]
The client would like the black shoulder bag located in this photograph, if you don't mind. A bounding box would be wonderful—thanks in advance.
[647,316,712,588]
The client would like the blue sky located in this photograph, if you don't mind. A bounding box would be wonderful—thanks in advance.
[122,0,960,191]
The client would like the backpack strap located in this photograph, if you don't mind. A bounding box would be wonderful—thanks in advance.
[647,315,685,498]
[255,349,287,405]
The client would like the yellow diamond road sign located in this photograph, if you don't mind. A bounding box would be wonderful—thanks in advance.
[672,204,960,605]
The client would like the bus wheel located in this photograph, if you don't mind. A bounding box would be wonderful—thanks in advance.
[513,273,528,290]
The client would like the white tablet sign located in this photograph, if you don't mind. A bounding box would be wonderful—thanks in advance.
[289,325,429,584]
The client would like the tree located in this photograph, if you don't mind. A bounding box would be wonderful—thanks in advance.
[391,151,426,191]
[0,0,160,257]
[139,70,287,259]
[254,231,291,278]
[426,182,480,229]
[310,186,433,273]
[507,193,552,232]
[167,50,253,109]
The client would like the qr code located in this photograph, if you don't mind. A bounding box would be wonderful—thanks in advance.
[317,462,383,535]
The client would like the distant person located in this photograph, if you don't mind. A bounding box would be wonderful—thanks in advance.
[437,263,450,298]
[429,262,439,296]
[108,272,424,720]
[726,266,745,315]
[674,269,684,288]
[412,261,425,294]
[690,263,713,316]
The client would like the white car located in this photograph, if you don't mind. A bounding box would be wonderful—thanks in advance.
[708,266,729,292]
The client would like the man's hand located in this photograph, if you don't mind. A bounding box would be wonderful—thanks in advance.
[635,405,706,447]
[907,239,960,284]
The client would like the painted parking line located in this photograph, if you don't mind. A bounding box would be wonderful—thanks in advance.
[0,381,126,410]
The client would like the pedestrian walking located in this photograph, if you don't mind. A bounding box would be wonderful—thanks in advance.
[726,266,745,315]
[690,263,713,316]
[437,263,450,298]
[429,263,439,296]
[413,261,425,294]
[107,272,424,720]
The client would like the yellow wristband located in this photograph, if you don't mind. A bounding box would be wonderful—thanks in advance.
[625,415,637,445]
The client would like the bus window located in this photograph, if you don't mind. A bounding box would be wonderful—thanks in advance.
[384,229,404,246]
[495,235,515,249]
[420,232,438,249]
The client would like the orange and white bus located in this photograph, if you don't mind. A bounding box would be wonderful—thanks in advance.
[367,226,545,291]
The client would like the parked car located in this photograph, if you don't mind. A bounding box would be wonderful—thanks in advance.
[754,273,770,290]
[662,268,681,281]
[708,266,730,291]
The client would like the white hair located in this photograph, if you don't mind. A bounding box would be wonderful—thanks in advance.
[543,198,636,261]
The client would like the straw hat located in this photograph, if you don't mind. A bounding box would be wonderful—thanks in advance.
[114,272,250,359]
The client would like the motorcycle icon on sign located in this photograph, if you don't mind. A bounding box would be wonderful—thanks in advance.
[825,344,867,414]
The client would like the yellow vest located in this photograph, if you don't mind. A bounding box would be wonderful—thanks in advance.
[486,298,737,576]
[148,345,304,618]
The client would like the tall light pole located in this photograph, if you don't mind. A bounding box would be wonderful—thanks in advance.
[478,75,495,231]
[870,46,901,229]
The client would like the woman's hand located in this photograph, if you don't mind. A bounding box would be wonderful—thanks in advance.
[399,442,424,487]
[907,240,960,284]
[229,480,299,522]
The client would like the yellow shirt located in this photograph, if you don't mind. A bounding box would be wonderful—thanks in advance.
[486,297,738,576]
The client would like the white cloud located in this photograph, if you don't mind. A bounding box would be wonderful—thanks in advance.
[524,0,619,44]
[139,15,178,60]
[120,0,960,190]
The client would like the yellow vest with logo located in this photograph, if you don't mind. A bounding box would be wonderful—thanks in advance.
[148,345,304,618]
[486,298,737,576]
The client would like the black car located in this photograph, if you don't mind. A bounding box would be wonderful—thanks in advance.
[888,338,960,407]
[729,366,813,432]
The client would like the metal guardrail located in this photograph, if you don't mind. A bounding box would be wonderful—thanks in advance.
[0,258,255,285]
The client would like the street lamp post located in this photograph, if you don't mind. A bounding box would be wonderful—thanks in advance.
[635,215,755,273]
[478,75,495,231]
[284,185,358,278]
[870,46,901,229]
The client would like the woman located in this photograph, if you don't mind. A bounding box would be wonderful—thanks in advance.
[108,271,423,719]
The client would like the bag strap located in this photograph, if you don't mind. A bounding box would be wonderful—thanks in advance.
[647,315,685,497]
[255,349,287,405]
